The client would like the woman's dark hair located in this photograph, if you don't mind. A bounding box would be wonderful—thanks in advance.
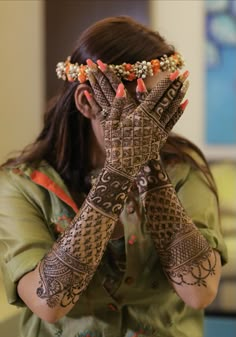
[1,16,218,202]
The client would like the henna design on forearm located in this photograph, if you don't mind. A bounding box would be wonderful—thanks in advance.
[137,160,217,287]
[36,67,190,308]
[37,167,132,308]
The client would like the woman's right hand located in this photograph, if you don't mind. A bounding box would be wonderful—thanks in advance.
[86,60,188,178]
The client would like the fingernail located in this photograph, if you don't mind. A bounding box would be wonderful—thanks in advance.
[180,99,189,111]
[179,70,190,82]
[97,59,107,72]
[86,59,97,69]
[116,83,125,98]
[183,70,190,79]
[170,70,179,81]
[84,90,92,101]
[136,78,147,92]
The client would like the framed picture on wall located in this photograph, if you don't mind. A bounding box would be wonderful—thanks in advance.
[205,0,236,146]
[205,0,236,318]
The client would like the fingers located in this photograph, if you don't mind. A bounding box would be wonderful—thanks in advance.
[86,61,133,121]
[165,99,189,133]
[87,59,135,118]
[83,86,126,125]
[87,59,118,106]
[86,60,110,109]
[153,74,183,117]
[136,78,148,103]
[159,78,189,125]
[109,83,127,120]
[141,71,179,112]
[152,70,189,123]
[83,90,108,124]
[97,59,122,93]
[97,59,136,111]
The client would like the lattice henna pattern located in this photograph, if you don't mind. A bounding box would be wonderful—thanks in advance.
[88,69,185,178]
[37,167,132,307]
[136,160,216,287]
[36,69,188,306]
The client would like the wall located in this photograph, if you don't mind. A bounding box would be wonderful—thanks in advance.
[150,2,236,336]
[150,0,236,159]
[0,0,44,164]
[45,0,149,99]
[0,0,44,326]
[0,0,235,335]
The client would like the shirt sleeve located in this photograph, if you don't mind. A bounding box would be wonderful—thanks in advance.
[0,169,54,306]
[177,166,228,265]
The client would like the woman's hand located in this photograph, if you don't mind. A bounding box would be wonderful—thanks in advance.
[86,59,189,178]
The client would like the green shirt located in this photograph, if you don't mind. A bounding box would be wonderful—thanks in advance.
[0,159,228,337]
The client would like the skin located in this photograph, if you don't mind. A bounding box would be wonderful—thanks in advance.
[74,73,222,308]
[17,73,222,323]
[73,75,164,239]
[74,73,169,169]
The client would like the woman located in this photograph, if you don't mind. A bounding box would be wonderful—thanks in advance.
[0,16,227,337]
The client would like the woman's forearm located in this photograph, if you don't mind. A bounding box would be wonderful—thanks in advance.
[136,160,222,308]
[18,165,132,322]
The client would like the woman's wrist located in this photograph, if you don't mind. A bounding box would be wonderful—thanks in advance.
[87,164,133,219]
[136,159,170,195]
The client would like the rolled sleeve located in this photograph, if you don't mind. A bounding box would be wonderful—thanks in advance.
[0,170,54,306]
[177,167,228,265]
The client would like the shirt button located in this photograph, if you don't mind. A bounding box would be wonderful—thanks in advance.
[107,303,118,311]
[124,276,135,285]
[128,234,137,245]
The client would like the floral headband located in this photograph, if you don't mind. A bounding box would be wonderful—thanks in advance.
[56,52,184,83]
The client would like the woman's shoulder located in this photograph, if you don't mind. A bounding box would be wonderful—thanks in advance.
[0,160,77,213]
[0,160,49,180]
[0,160,60,196]
[0,160,44,193]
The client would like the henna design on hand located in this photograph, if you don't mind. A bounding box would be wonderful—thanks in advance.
[87,64,188,177]
[36,65,188,308]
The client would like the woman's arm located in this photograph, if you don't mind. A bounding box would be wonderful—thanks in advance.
[18,64,187,322]
[18,167,132,322]
[136,159,222,309]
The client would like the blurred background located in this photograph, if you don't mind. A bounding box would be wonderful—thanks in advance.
[0,0,235,336]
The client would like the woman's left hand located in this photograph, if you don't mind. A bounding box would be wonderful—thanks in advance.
[85,59,189,157]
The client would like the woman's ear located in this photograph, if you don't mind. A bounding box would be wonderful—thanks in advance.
[74,84,95,119]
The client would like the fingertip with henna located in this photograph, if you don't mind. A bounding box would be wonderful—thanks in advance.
[180,70,190,82]
[183,70,190,79]
[169,70,180,81]
[84,90,92,101]
[97,59,107,72]
[180,99,189,111]
[116,83,126,98]
[86,59,97,69]
[136,78,147,92]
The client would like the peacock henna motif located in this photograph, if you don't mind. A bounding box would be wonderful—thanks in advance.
[136,159,216,287]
